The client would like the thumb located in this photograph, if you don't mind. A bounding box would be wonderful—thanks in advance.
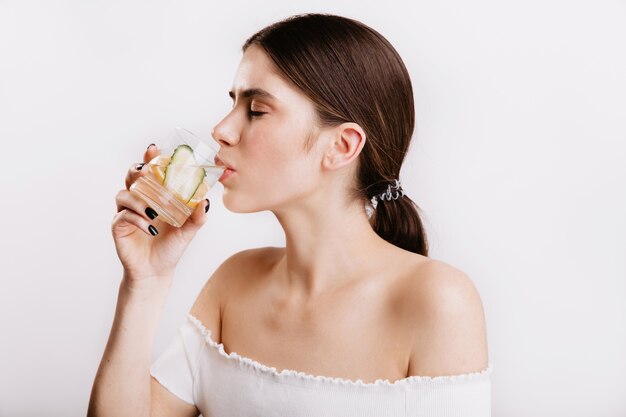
[179,199,210,239]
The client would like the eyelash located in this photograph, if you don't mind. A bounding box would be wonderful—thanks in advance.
[248,110,266,118]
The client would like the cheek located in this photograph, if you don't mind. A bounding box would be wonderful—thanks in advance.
[244,133,291,176]
[249,118,307,166]
[246,122,319,190]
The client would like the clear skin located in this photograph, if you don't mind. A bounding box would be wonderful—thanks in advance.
[88,45,489,417]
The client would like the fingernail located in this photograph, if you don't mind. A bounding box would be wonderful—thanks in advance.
[148,225,158,236]
[135,163,145,171]
[147,143,156,150]
[145,207,158,220]
[204,199,210,213]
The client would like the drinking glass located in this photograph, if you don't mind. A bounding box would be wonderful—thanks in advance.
[130,127,225,227]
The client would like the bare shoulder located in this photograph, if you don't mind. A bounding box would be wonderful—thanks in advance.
[189,246,283,341]
[396,256,489,377]
[401,257,484,312]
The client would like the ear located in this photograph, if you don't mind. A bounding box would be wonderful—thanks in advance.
[322,122,367,171]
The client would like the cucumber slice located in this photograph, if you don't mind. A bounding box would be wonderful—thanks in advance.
[164,145,206,203]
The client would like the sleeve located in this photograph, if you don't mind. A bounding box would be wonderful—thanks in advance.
[150,318,205,405]
[405,365,492,416]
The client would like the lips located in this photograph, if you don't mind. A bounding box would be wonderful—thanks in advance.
[215,155,235,171]
[219,167,236,182]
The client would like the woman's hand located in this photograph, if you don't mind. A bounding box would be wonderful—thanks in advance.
[111,144,211,289]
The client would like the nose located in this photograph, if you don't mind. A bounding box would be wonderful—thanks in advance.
[212,115,240,147]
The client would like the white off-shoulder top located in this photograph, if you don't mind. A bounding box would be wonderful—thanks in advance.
[150,314,492,417]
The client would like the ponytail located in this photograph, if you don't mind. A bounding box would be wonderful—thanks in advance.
[364,179,428,256]
[369,194,428,256]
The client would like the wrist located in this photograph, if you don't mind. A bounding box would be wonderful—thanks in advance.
[121,271,174,294]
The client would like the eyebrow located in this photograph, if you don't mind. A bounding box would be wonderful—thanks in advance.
[228,88,277,101]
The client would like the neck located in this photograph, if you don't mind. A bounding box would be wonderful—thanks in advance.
[272,194,387,299]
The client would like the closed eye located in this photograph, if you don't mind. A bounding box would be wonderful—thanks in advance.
[248,110,266,118]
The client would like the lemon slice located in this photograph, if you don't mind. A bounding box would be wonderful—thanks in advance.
[187,181,209,208]
[148,154,171,184]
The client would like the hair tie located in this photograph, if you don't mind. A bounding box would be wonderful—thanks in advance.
[365,179,404,219]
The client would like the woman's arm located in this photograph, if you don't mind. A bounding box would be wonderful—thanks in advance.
[88,143,209,417]
[87,274,198,417]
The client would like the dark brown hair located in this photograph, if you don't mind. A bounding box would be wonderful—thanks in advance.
[244,13,428,256]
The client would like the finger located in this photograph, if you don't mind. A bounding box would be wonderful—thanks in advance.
[112,209,158,237]
[144,143,160,164]
[124,144,161,190]
[115,189,159,222]
[179,199,210,240]
[125,162,148,190]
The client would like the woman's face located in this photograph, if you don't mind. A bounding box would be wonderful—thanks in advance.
[212,45,328,213]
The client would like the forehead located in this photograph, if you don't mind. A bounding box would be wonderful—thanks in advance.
[231,45,307,104]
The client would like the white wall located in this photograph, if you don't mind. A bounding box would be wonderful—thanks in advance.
[0,0,624,416]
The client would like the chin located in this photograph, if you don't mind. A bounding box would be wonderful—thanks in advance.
[221,192,266,214]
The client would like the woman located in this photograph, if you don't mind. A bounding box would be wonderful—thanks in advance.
[88,13,491,417]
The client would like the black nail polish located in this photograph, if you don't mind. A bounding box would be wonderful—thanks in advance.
[148,225,158,236]
[145,207,158,220]
[135,163,145,171]
[204,199,210,213]
[147,143,155,150]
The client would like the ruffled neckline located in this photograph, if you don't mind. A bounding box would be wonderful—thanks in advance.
[186,313,492,388]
